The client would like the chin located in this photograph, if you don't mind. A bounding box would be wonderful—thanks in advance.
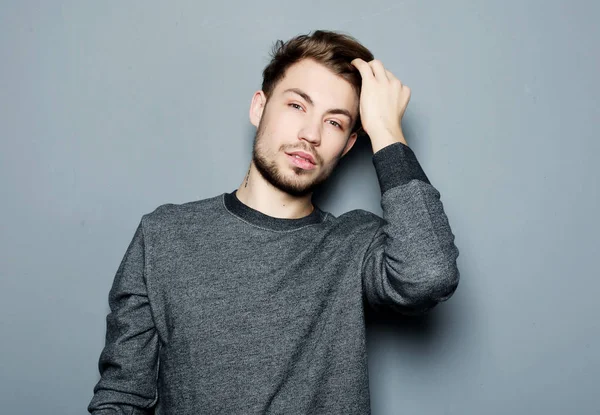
[269,169,320,197]
[253,149,329,196]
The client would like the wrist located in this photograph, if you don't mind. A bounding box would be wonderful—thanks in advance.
[369,127,407,153]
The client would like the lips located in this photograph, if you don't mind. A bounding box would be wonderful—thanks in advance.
[286,151,316,165]
[286,153,316,170]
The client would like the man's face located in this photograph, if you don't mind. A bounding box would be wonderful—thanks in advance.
[250,59,359,197]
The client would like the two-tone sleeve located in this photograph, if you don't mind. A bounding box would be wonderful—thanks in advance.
[361,142,460,315]
[88,217,160,414]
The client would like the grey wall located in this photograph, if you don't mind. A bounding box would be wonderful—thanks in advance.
[1,1,598,414]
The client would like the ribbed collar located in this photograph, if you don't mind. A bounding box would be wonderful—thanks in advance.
[223,189,327,231]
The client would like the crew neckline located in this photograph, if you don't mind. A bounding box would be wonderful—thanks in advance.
[222,189,326,231]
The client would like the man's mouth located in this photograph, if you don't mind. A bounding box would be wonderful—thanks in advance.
[285,152,317,170]
[286,151,316,164]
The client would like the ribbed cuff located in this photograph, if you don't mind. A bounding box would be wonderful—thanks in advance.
[372,142,431,194]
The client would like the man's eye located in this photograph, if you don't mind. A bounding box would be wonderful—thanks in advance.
[328,120,342,129]
[290,103,303,110]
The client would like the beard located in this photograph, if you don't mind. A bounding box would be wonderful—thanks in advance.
[251,118,342,198]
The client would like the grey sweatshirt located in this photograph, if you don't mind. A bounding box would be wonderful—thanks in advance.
[88,142,460,415]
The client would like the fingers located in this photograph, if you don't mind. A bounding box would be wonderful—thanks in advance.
[385,69,398,82]
[369,60,388,81]
[351,58,374,82]
[352,58,400,84]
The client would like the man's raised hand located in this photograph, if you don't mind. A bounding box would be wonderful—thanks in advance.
[351,58,410,151]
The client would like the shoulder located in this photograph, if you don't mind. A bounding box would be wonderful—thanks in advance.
[324,207,384,234]
[315,208,386,254]
[140,193,224,230]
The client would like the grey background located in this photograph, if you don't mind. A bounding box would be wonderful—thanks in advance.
[1,1,598,414]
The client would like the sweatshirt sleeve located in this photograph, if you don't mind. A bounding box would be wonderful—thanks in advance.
[361,142,460,315]
[88,217,160,414]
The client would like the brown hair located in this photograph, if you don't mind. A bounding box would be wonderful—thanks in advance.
[261,30,374,136]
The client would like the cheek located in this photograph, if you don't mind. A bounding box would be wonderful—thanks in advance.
[257,121,289,153]
[267,114,302,139]
[322,132,348,151]
[278,110,303,129]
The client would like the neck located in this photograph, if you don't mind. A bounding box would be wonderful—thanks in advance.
[235,163,314,219]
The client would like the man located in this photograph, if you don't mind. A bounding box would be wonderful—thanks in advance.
[88,30,460,414]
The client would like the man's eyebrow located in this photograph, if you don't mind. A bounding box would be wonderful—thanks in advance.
[283,88,354,124]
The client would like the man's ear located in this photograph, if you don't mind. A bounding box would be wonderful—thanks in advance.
[249,91,267,127]
[341,132,358,158]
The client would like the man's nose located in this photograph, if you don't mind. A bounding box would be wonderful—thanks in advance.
[298,120,321,145]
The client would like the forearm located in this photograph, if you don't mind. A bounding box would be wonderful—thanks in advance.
[362,142,460,313]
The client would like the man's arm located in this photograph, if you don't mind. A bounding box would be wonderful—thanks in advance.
[88,218,160,414]
[350,58,460,314]
[361,142,460,314]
